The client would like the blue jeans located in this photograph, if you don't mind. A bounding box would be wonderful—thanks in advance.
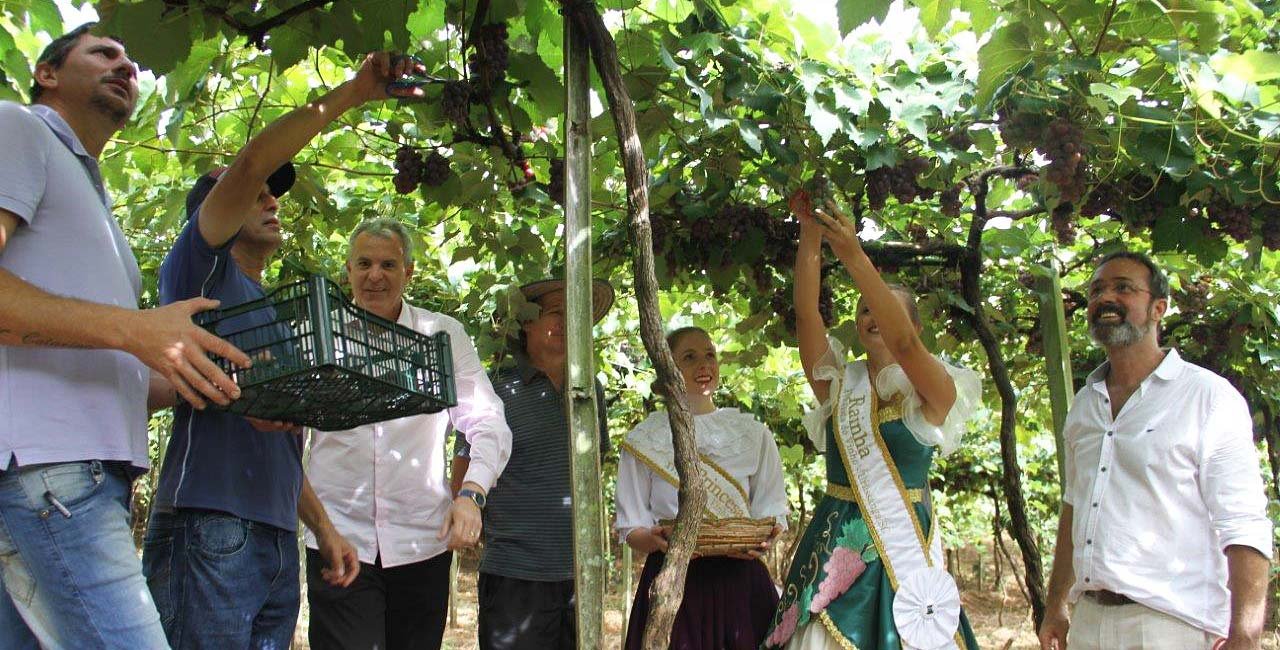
[142,508,299,649]
[0,459,169,649]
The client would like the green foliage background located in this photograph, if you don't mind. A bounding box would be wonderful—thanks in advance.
[3,0,1278,617]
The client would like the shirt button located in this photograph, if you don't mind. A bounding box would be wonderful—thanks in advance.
[1092,502,1099,508]
[1107,431,1114,437]
[1100,467,1107,472]
[1086,539,1092,545]
[1085,577,1091,583]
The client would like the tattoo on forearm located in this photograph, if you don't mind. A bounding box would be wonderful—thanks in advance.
[20,332,94,349]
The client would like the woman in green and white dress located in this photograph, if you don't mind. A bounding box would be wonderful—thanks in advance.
[764,190,982,650]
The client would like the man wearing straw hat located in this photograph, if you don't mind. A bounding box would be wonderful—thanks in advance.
[454,276,615,650]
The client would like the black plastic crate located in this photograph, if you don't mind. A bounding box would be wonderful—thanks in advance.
[193,275,456,430]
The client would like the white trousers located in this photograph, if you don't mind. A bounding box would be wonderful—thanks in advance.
[1070,596,1219,650]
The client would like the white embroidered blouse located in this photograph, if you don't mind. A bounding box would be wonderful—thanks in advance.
[614,407,790,543]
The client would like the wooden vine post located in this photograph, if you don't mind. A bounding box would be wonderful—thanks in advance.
[561,2,709,647]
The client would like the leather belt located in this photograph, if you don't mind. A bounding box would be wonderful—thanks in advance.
[1084,589,1136,606]
[826,483,925,503]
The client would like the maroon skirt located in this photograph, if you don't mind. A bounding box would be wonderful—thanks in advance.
[624,552,779,650]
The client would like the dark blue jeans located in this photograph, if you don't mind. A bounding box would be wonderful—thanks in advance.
[142,508,299,649]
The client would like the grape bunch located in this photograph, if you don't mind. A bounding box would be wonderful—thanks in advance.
[770,289,797,335]
[1206,197,1253,242]
[392,146,451,194]
[1017,270,1036,290]
[751,265,773,292]
[893,156,930,203]
[865,156,930,210]
[1175,277,1210,312]
[1050,202,1077,244]
[1079,181,1121,218]
[866,167,891,211]
[940,184,963,217]
[441,81,471,129]
[649,212,672,250]
[808,174,833,210]
[906,223,929,244]
[421,152,450,187]
[1262,207,1280,251]
[997,111,1047,150]
[945,130,973,151]
[547,158,565,204]
[469,22,510,96]
[1040,117,1088,203]
[393,145,422,194]
[818,280,835,326]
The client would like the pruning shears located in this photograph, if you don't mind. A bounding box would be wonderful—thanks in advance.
[386,54,446,93]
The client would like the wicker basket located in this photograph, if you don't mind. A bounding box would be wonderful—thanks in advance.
[658,516,776,557]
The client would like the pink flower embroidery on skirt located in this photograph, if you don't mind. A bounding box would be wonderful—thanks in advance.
[809,545,867,614]
[766,603,800,647]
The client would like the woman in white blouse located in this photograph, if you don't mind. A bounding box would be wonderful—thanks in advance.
[615,326,789,650]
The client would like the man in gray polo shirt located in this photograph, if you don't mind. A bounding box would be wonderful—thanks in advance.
[0,24,248,649]
[454,278,613,650]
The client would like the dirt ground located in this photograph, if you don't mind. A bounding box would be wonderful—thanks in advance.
[292,546,1279,650]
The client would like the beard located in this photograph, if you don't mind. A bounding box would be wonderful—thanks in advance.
[1088,303,1154,347]
[89,89,133,125]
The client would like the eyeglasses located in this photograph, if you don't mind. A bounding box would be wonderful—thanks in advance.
[1085,279,1151,301]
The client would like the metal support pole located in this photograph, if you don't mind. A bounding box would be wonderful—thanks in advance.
[1036,257,1074,492]
[564,12,605,649]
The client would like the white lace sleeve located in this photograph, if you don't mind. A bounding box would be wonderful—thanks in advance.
[876,359,983,456]
[802,336,848,453]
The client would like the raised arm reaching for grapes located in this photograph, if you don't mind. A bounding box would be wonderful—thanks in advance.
[806,196,957,425]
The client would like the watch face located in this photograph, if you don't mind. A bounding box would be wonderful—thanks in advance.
[463,489,485,508]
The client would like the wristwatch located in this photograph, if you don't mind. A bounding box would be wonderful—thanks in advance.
[458,488,487,509]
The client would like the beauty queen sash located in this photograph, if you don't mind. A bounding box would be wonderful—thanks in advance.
[834,362,962,650]
[621,425,749,519]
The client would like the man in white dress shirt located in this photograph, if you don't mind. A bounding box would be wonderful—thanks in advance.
[1039,251,1272,650]
[303,217,512,649]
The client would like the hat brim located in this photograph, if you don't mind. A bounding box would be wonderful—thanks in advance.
[520,278,615,324]
[185,162,296,220]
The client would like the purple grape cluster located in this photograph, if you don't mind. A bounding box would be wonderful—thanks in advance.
[442,81,471,129]
[392,146,450,194]
[1050,202,1077,244]
[469,22,510,96]
[1040,118,1088,203]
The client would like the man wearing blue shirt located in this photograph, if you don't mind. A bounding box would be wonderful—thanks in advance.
[140,52,426,649]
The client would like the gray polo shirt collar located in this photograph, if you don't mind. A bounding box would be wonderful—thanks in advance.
[29,104,110,209]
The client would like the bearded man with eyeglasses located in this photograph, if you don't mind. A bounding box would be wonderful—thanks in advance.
[1038,251,1272,650]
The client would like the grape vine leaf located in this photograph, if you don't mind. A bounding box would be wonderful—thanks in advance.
[836,0,891,36]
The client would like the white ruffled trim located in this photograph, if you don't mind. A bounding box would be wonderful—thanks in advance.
[802,336,849,453]
[875,359,982,457]
[803,336,982,457]
[624,408,763,461]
